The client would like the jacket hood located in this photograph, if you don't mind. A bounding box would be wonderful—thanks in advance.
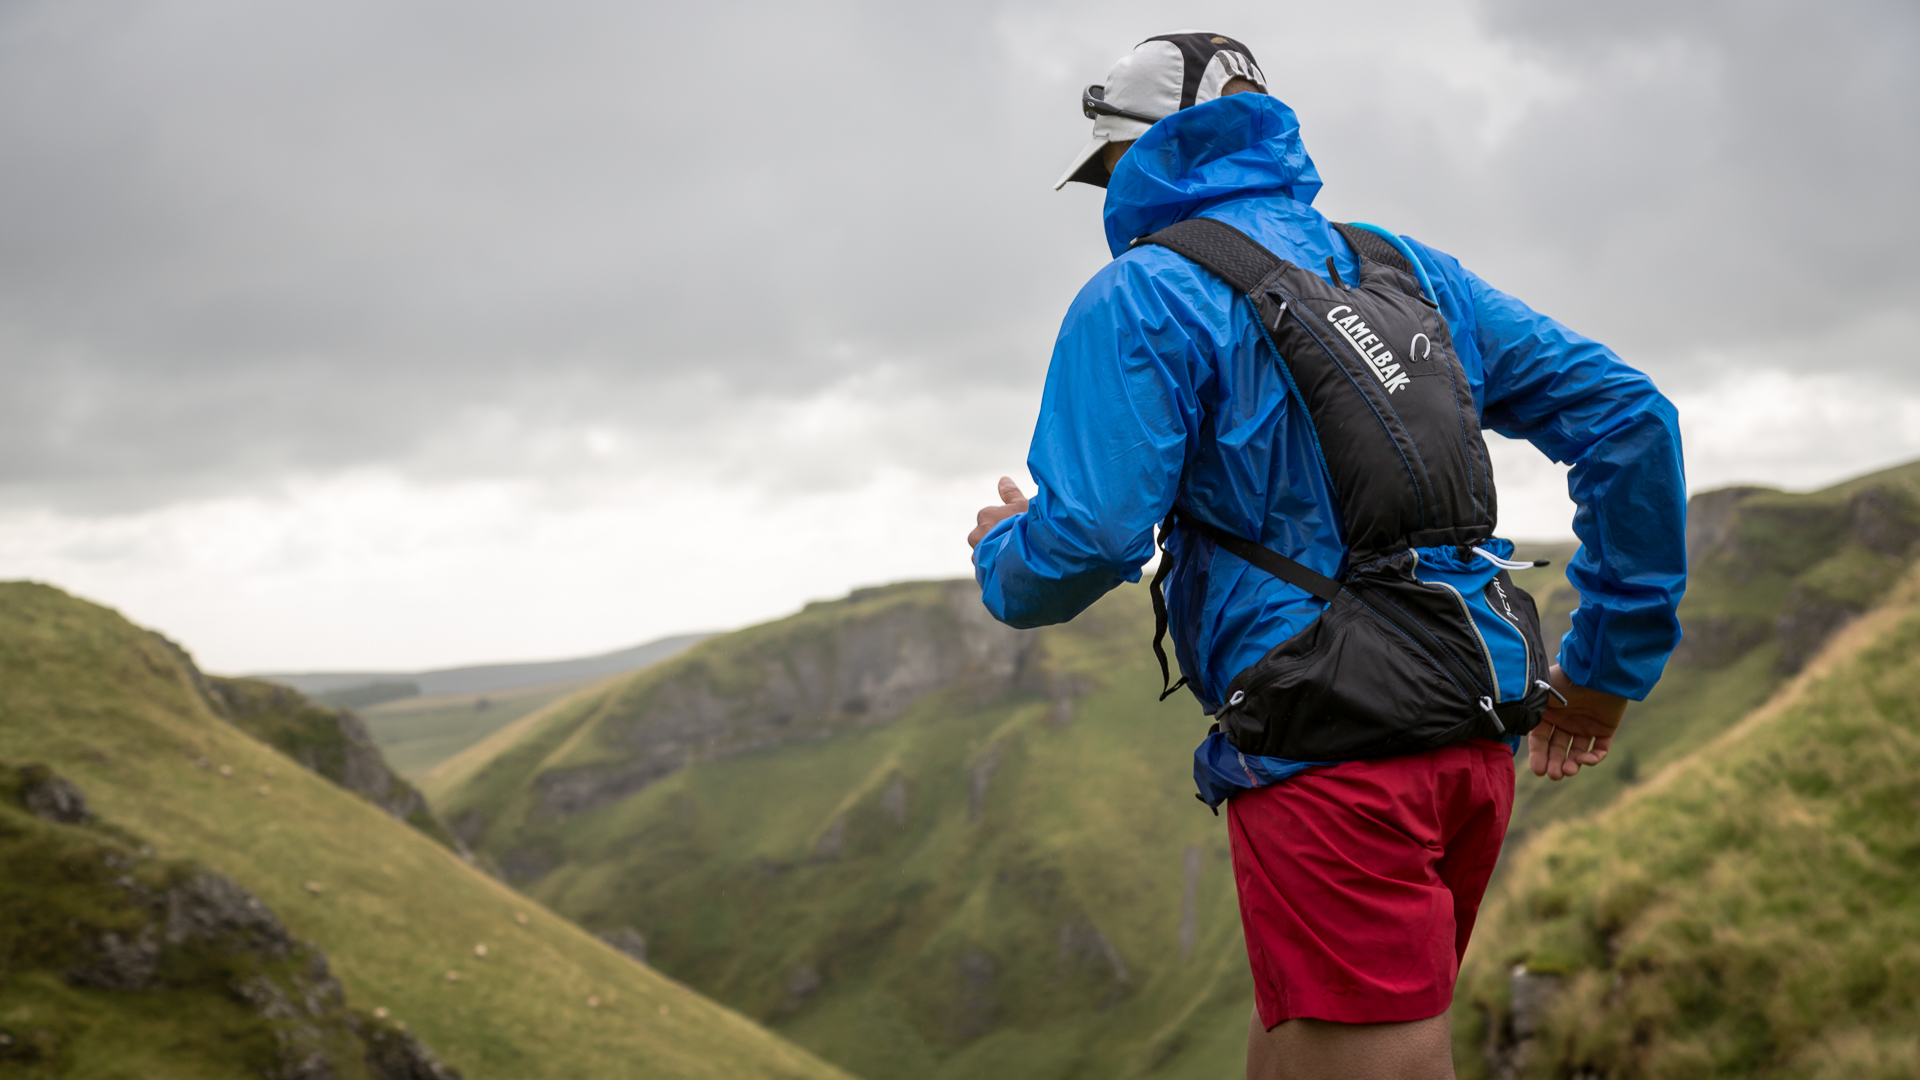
[1102,93,1323,257]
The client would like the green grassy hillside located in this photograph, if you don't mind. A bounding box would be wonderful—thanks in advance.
[202,673,462,850]
[1503,463,1920,838]
[435,580,1253,1080]
[1454,566,1920,1079]
[0,581,852,1080]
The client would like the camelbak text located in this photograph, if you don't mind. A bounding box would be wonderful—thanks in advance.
[1326,305,1411,394]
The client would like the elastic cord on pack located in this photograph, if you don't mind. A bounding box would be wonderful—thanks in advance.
[1472,545,1551,572]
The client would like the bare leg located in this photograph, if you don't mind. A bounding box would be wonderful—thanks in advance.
[1246,1007,1454,1080]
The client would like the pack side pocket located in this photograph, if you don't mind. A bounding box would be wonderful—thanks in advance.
[1459,577,1532,703]
[1219,588,1481,762]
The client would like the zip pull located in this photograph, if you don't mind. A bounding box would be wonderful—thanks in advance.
[1478,696,1505,734]
[1261,294,1289,332]
[1536,679,1569,707]
[1325,257,1347,290]
[1471,546,1543,572]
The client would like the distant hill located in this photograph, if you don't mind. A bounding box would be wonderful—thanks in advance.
[361,678,608,777]
[256,632,713,698]
[257,633,715,778]
[0,582,851,1080]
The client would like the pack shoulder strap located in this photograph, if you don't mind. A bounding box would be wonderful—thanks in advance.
[1130,217,1280,293]
[1329,221,1416,278]
[1137,216,1418,290]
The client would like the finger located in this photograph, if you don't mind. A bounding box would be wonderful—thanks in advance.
[1528,725,1551,778]
[997,477,1027,506]
[1549,726,1575,780]
[1566,729,1590,777]
[1575,734,1610,767]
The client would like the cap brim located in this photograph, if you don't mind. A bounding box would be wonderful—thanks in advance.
[1053,134,1110,191]
[1054,113,1155,191]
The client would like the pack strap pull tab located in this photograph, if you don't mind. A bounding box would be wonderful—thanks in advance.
[1536,679,1569,707]
[1478,695,1505,734]
[1260,294,1289,333]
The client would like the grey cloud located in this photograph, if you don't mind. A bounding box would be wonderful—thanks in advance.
[1451,0,1918,349]
[0,0,1914,512]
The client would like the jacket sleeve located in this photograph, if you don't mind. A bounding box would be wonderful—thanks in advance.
[1422,246,1687,700]
[972,254,1209,629]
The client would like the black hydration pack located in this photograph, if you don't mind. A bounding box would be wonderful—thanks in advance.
[1141,218,1554,762]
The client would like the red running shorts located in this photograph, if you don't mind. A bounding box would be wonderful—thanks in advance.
[1227,738,1516,1028]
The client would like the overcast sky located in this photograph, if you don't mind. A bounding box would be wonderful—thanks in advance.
[2,0,1915,672]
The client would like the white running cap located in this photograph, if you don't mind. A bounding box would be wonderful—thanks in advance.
[1055,32,1267,191]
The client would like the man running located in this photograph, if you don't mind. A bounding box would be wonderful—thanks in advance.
[968,33,1685,1080]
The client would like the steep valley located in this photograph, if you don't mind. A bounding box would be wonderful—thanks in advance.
[433,462,1920,1080]
[434,580,1254,1079]
[12,460,1920,1078]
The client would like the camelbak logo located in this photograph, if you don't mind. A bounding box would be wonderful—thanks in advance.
[1326,305,1411,394]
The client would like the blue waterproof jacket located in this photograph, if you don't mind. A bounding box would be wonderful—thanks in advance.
[974,94,1686,795]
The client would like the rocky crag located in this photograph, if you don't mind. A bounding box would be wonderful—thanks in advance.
[0,763,458,1079]
[440,580,1038,862]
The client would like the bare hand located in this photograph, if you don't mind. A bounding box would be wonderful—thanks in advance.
[967,477,1029,549]
[1529,663,1628,781]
